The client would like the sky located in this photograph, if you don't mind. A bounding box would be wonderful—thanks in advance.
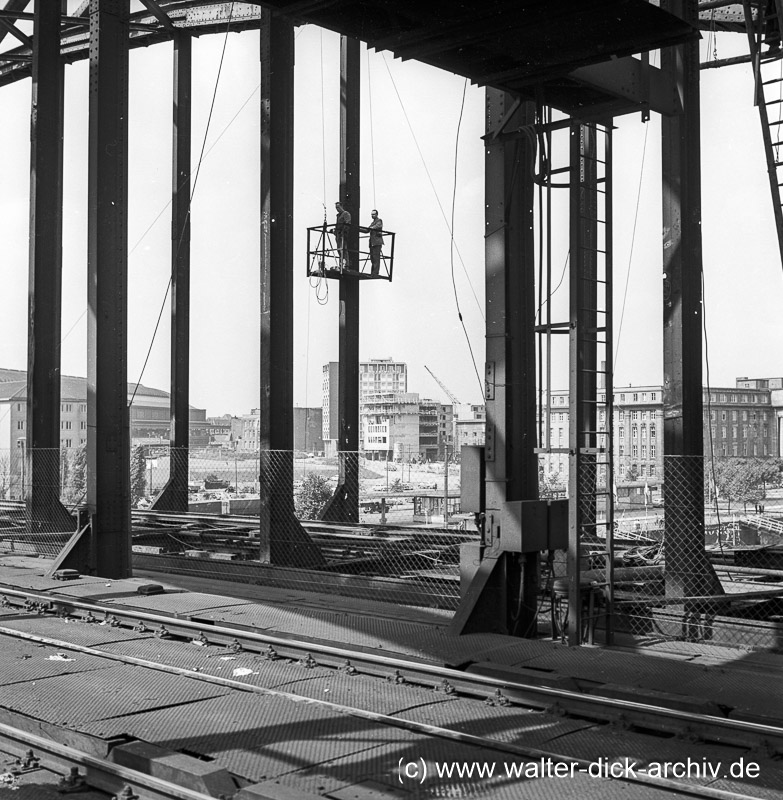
[1,12,782,417]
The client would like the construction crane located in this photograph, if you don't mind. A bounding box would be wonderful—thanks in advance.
[424,366,461,406]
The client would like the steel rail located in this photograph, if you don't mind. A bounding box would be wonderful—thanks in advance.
[0,624,769,800]
[0,720,218,800]
[0,584,781,755]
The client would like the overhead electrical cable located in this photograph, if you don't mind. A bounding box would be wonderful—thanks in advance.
[450,78,484,401]
[367,48,377,209]
[380,52,484,321]
[613,120,649,372]
[130,10,234,408]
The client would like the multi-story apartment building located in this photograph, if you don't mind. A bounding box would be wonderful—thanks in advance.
[360,358,407,397]
[359,392,452,461]
[323,358,408,454]
[705,380,776,458]
[537,378,781,499]
[361,392,420,461]
[612,386,664,482]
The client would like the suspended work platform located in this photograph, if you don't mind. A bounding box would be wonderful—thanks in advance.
[307,224,396,281]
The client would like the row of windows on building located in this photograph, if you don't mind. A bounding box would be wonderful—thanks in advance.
[618,424,656,439]
[60,438,85,448]
[618,445,657,459]
[549,391,659,406]
[546,409,659,422]
[16,403,87,414]
[707,409,770,422]
[715,442,769,457]
[708,393,769,404]
[17,419,89,432]
[548,461,658,477]
[547,424,657,441]
[710,425,769,439]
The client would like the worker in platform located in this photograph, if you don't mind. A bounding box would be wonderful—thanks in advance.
[368,209,384,276]
[334,201,351,269]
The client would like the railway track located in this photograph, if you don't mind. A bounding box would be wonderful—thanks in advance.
[0,584,780,799]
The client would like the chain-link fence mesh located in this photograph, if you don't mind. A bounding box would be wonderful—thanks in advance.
[131,449,470,609]
[608,455,783,654]
[0,447,79,559]
[0,446,464,609]
[5,447,783,640]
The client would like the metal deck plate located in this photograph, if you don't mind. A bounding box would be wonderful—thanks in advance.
[0,663,230,727]
[520,646,706,686]
[46,579,150,600]
[549,726,742,782]
[0,574,104,593]
[462,640,551,667]
[0,615,150,647]
[80,692,412,783]
[266,731,675,800]
[272,671,456,717]
[106,592,251,615]
[396,700,595,746]
[101,636,336,687]
[408,632,527,666]
[709,773,783,799]
[0,634,114,684]
[654,669,783,718]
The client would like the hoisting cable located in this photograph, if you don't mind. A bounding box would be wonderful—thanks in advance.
[450,78,485,401]
[56,66,260,373]
[367,48,377,209]
[381,52,484,321]
[613,119,649,373]
[616,48,659,372]
[130,8,234,408]
[308,30,329,305]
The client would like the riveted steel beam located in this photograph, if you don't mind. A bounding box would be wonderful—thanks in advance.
[86,0,131,578]
[26,0,73,535]
[661,0,722,602]
[152,31,191,513]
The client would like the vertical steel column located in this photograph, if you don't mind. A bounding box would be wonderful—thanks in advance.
[26,0,73,533]
[87,0,131,578]
[153,32,191,512]
[338,35,360,522]
[661,0,722,601]
[568,123,598,645]
[450,92,538,636]
[500,98,539,637]
[259,10,324,567]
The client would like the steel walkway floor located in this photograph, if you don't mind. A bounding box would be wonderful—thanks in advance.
[0,557,781,798]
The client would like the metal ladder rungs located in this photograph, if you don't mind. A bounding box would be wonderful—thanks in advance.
[577,244,608,255]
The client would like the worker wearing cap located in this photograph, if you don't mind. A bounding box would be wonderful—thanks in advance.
[368,209,384,275]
